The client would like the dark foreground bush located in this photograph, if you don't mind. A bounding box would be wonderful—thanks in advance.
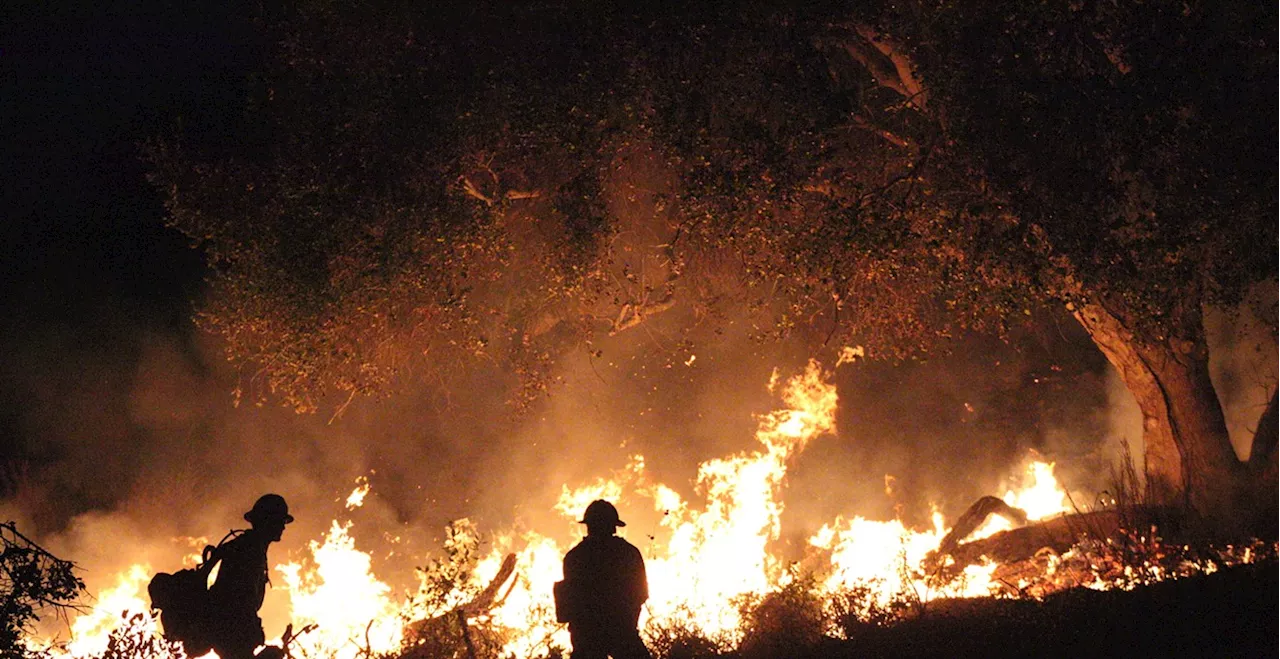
[646,607,727,659]
[735,579,827,659]
[810,560,1278,659]
[1,522,86,658]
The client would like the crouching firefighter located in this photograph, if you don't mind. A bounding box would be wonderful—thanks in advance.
[149,494,294,659]
[555,500,652,659]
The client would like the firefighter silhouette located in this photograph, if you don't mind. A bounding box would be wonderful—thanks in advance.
[205,493,294,659]
[557,500,652,659]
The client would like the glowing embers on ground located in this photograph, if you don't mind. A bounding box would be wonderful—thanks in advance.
[29,360,1271,658]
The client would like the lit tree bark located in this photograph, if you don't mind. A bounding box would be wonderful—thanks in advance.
[1073,299,1244,520]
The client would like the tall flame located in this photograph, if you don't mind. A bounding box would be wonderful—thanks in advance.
[277,521,401,657]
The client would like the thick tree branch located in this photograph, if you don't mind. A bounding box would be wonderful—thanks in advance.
[830,24,929,111]
[854,25,928,109]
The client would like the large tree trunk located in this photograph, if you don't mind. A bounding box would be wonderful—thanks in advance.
[1072,300,1244,522]
[1247,390,1277,471]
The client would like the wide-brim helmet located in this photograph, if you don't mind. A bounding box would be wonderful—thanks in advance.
[245,493,295,525]
[579,499,625,527]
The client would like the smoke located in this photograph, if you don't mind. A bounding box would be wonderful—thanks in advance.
[778,315,1120,533]
[5,274,1268,646]
[1099,368,1145,483]
[1206,282,1279,460]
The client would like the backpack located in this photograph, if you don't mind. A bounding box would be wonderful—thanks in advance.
[552,580,576,623]
[148,532,238,655]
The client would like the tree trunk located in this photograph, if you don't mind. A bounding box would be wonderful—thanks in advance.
[1072,300,1244,522]
[1247,389,1277,471]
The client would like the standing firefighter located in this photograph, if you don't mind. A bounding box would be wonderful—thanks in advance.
[206,493,294,659]
[556,500,652,659]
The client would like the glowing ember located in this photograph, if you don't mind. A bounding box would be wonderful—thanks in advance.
[345,477,372,510]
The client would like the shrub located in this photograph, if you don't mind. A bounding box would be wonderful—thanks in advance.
[827,579,912,641]
[0,522,86,658]
[735,577,826,659]
[644,605,726,659]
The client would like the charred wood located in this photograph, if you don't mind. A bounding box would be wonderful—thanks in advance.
[934,496,1029,562]
[941,510,1124,570]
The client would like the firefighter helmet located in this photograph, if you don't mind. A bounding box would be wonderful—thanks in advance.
[244,493,295,525]
[579,499,626,527]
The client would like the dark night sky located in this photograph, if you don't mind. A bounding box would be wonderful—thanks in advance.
[2,2,251,321]
[2,2,243,447]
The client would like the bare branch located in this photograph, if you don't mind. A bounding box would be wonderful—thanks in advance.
[458,175,541,206]
[850,114,912,148]
[610,294,677,335]
[458,552,518,616]
[854,25,928,110]
[458,175,495,206]
[504,189,542,201]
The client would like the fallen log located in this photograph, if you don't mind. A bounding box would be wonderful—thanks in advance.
[935,496,1029,559]
[944,510,1125,568]
[400,552,519,659]
[929,505,1189,597]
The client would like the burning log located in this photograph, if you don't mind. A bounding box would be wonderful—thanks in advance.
[919,509,1121,601]
[458,552,518,616]
[942,510,1125,570]
[922,501,1211,600]
[935,496,1030,560]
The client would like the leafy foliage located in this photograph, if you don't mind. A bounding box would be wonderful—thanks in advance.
[0,522,86,658]
[859,0,1277,332]
[149,1,1275,419]
[411,519,485,618]
[643,603,728,659]
[93,612,183,659]
[734,575,827,659]
[399,519,506,659]
[826,579,915,641]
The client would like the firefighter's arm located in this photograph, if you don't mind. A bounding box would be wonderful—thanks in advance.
[555,554,578,624]
[633,547,649,604]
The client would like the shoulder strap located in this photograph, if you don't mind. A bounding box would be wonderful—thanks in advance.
[199,528,247,574]
[216,528,247,547]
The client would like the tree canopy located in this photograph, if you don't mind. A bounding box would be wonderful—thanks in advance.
[150,0,1276,518]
